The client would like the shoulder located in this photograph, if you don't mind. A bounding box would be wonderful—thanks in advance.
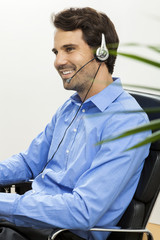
[101,90,150,137]
[114,90,149,121]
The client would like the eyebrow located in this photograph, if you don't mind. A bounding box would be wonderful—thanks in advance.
[52,44,78,53]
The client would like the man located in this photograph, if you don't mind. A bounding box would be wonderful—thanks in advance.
[0,7,150,240]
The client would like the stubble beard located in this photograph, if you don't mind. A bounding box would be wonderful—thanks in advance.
[62,61,98,95]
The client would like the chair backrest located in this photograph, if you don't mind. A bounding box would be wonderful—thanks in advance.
[108,90,160,240]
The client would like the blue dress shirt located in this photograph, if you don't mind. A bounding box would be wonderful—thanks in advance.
[0,78,151,240]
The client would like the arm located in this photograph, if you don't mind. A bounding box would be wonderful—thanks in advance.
[0,112,151,230]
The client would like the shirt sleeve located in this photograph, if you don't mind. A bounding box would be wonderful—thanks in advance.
[0,116,56,185]
[0,112,151,230]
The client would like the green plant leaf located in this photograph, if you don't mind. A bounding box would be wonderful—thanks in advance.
[96,119,160,146]
[126,130,160,151]
[124,84,160,92]
[121,43,160,53]
[109,50,160,68]
[87,107,160,119]
[148,45,160,53]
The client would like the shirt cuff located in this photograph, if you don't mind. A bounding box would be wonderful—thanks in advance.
[0,193,20,223]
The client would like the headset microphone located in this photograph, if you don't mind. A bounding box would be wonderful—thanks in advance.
[96,33,109,61]
[66,77,72,83]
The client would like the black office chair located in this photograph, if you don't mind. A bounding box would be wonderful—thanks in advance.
[49,90,160,240]
[107,90,160,240]
[0,90,160,240]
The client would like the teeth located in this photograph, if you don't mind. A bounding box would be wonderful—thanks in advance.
[62,70,73,75]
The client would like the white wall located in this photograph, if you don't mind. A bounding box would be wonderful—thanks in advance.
[0,0,160,224]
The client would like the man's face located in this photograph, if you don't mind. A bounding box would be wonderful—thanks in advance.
[53,29,99,95]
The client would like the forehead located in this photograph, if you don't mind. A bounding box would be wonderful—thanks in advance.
[54,28,88,49]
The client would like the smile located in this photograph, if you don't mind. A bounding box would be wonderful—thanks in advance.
[59,69,75,80]
[62,70,74,75]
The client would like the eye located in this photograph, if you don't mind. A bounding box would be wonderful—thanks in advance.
[52,48,58,55]
[66,47,75,53]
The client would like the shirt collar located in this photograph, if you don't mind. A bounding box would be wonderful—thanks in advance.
[70,78,124,112]
[70,92,82,104]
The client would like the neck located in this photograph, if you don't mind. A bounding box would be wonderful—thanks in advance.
[79,63,113,101]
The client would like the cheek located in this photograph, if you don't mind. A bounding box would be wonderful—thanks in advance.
[71,53,83,65]
[53,57,58,69]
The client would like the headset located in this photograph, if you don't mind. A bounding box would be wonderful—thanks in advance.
[96,33,109,61]
[66,33,109,83]
[40,33,109,172]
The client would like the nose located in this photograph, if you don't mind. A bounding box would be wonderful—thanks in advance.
[54,52,68,69]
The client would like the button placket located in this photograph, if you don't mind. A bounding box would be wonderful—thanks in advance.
[42,174,45,179]
[66,149,70,154]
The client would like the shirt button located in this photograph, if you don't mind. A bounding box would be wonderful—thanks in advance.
[66,149,69,154]
[42,174,45,179]
[82,109,85,113]
[32,190,36,193]
[73,128,77,132]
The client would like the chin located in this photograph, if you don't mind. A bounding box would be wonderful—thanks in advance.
[63,81,72,90]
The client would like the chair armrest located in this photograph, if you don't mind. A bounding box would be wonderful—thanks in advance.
[0,180,32,194]
[48,227,154,240]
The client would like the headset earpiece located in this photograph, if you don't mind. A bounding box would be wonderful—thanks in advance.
[96,33,109,61]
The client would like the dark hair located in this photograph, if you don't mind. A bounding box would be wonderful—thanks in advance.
[53,7,119,74]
